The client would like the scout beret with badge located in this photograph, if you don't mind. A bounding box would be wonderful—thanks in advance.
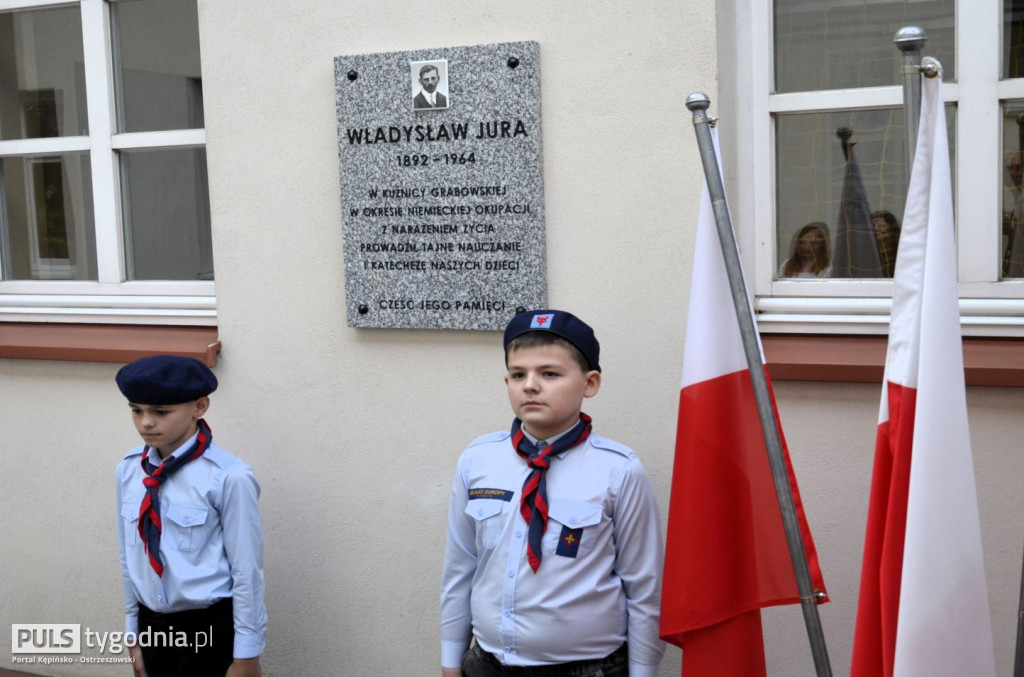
[503,309,601,372]
[115,354,218,404]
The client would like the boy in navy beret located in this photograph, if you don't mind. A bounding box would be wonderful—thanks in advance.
[114,355,266,677]
[440,310,665,676]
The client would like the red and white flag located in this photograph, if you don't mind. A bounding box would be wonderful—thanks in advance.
[660,133,827,676]
[850,60,995,677]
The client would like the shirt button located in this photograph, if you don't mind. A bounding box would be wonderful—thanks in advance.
[514,531,522,539]
[156,595,164,602]
[503,609,512,617]
[182,517,191,525]
[570,518,578,525]
[507,570,515,578]
[477,509,484,517]
[504,647,513,653]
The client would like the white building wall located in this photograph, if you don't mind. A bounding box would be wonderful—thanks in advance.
[1,1,1022,676]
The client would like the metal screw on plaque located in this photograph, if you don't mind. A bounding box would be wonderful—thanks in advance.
[358,304,369,315]
[347,70,358,81]
[507,57,519,69]
[515,306,526,314]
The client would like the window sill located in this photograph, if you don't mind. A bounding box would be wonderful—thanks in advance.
[762,334,1024,387]
[0,323,220,366]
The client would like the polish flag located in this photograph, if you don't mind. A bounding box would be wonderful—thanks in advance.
[850,60,995,677]
[660,132,827,676]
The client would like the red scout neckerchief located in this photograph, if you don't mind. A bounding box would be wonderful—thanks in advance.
[511,413,592,572]
[137,419,212,576]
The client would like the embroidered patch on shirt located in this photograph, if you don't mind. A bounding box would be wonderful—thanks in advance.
[556,525,583,557]
[468,488,514,501]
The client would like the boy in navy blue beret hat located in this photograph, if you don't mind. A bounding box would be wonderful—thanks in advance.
[440,310,665,677]
[114,355,266,677]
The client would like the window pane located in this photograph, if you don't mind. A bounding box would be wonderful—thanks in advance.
[774,0,955,93]
[775,106,956,279]
[0,153,96,280]
[111,0,203,133]
[1002,102,1024,277]
[121,147,212,281]
[1006,0,1024,78]
[0,7,87,140]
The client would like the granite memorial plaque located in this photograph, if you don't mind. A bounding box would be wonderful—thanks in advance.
[334,41,545,330]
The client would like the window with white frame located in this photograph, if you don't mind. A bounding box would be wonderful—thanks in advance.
[0,0,214,325]
[731,0,1024,336]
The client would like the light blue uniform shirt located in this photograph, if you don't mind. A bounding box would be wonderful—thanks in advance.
[440,429,665,676]
[116,432,267,658]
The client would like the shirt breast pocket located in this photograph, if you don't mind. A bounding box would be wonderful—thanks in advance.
[465,498,507,551]
[163,502,210,553]
[544,499,604,560]
[121,502,141,546]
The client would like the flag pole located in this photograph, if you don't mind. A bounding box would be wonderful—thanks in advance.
[685,92,832,677]
[895,26,927,186]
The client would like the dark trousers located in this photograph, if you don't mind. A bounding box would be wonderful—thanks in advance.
[137,597,234,677]
[462,641,629,677]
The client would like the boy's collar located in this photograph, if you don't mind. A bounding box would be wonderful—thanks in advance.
[521,425,574,449]
[147,429,200,463]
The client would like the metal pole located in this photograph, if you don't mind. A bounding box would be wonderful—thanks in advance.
[895,26,927,186]
[685,92,833,677]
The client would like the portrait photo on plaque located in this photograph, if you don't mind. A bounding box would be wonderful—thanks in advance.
[411,59,450,110]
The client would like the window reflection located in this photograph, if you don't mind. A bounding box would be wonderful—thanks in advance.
[121,148,212,281]
[774,0,955,93]
[1005,0,1024,79]
[0,154,97,280]
[775,107,955,279]
[111,0,204,133]
[0,7,87,140]
[1002,103,1024,277]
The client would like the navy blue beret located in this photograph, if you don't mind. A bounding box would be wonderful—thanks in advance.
[503,309,601,372]
[115,355,218,404]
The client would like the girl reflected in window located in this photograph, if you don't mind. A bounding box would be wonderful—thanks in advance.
[780,222,832,278]
[872,210,901,278]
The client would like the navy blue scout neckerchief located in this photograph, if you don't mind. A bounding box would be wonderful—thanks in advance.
[511,413,592,573]
[137,418,212,577]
